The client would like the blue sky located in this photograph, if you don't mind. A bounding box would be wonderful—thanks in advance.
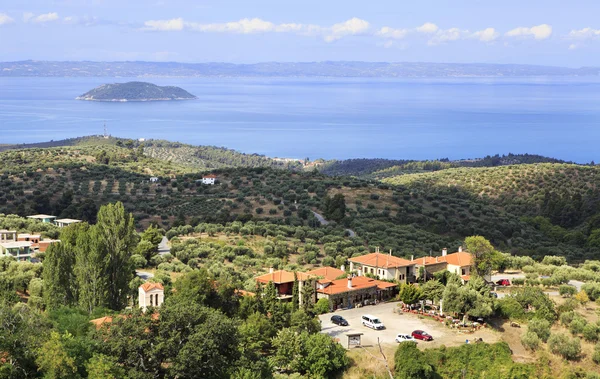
[1,0,599,66]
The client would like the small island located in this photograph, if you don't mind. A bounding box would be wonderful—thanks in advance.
[76,81,197,102]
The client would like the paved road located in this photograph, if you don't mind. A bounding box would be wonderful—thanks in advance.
[158,236,170,255]
[491,273,585,298]
[311,210,356,237]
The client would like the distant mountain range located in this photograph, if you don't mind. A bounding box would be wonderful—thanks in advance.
[76,82,196,102]
[1,60,599,78]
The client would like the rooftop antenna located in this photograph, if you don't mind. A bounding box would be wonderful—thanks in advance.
[103,121,109,139]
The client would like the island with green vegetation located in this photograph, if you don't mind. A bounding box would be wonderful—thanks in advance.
[3,135,600,378]
[76,82,197,102]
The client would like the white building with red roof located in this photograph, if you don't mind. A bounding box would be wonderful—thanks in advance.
[410,247,489,282]
[200,174,217,185]
[348,249,416,283]
[139,282,164,311]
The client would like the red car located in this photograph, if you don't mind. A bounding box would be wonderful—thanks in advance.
[496,279,511,286]
[411,330,433,341]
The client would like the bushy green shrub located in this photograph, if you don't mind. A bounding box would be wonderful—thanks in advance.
[314,298,330,315]
[528,318,551,342]
[583,323,600,342]
[593,343,600,364]
[548,333,581,360]
[130,254,147,269]
[512,278,525,286]
[569,317,587,335]
[559,285,576,297]
[582,282,600,301]
[521,331,540,351]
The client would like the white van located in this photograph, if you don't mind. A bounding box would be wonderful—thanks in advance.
[361,314,385,330]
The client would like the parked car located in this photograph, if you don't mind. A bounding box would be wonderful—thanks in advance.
[395,334,416,343]
[330,315,348,326]
[361,314,385,330]
[411,330,433,341]
[496,279,511,286]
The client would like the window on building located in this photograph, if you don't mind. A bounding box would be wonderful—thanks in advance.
[462,268,466,275]
[149,294,153,306]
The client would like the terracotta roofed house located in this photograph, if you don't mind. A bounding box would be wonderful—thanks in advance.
[349,251,416,283]
[255,269,315,305]
[305,266,346,281]
[410,247,488,282]
[316,275,397,310]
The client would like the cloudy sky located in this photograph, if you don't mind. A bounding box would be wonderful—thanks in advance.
[1,0,599,66]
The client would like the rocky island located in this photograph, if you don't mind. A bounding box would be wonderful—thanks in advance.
[76,81,197,102]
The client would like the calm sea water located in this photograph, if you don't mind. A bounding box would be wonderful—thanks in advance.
[1,77,599,162]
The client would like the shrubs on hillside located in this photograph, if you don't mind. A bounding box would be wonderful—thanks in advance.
[521,331,541,351]
[548,333,581,360]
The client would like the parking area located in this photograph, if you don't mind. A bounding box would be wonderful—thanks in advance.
[319,301,498,348]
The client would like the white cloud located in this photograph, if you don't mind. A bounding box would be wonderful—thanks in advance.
[144,18,184,31]
[324,17,370,42]
[24,12,60,24]
[569,43,578,50]
[188,18,276,34]
[471,27,499,42]
[568,27,600,39]
[505,24,552,40]
[428,28,469,45]
[0,13,14,25]
[416,22,439,34]
[376,26,409,40]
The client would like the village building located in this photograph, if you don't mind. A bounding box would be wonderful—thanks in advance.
[55,218,82,228]
[305,266,346,281]
[199,174,217,185]
[411,247,490,282]
[149,177,159,183]
[0,241,33,261]
[27,214,56,224]
[139,282,165,311]
[0,230,17,243]
[255,269,315,305]
[38,239,61,253]
[349,250,416,283]
[316,275,397,310]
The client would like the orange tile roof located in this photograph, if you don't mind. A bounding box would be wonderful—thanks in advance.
[317,276,397,296]
[203,174,217,178]
[349,252,414,268]
[306,266,346,281]
[410,252,472,267]
[461,275,471,281]
[140,282,164,292]
[255,270,313,284]
[235,289,255,297]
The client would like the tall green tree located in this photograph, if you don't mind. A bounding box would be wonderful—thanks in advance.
[43,241,77,309]
[95,202,136,310]
[465,236,499,278]
[74,225,106,314]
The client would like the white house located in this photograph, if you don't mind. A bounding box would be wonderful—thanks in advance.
[55,218,82,228]
[139,282,164,311]
[349,250,416,283]
[200,174,217,185]
[149,177,159,183]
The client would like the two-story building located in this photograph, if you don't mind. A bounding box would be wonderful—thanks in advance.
[255,269,315,305]
[0,241,33,261]
[0,230,17,243]
[411,247,489,282]
[349,251,416,283]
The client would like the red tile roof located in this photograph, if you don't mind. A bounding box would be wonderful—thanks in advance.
[203,174,217,178]
[140,282,164,292]
[410,252,472,268]
[306,266,345,281]
[255,270,313,284]
[317,276,397,296]
[349,252,413,268]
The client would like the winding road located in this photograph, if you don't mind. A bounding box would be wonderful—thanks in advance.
[311,210,356,237]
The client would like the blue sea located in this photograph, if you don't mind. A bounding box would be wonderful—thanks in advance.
[1,77,599,162]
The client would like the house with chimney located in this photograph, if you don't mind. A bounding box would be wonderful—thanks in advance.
[348,248,416,283]
[411,247,486,282]
[316,275,397,310]
[255,269,315,306]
